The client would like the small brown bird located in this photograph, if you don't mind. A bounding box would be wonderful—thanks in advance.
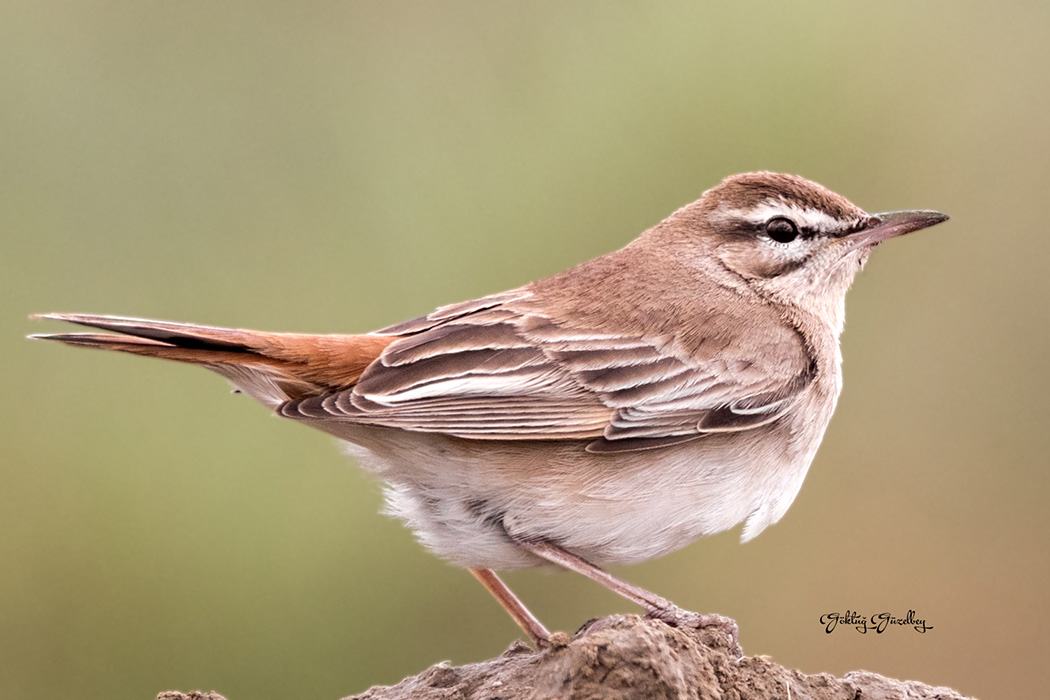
[32,172,948,649]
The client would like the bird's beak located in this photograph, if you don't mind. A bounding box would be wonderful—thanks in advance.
[844,210,950,249]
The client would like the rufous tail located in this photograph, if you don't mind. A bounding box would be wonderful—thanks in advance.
[29,313,394,407]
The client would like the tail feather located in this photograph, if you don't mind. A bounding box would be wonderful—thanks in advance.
[30,313,396,407]
[31,313,299,352]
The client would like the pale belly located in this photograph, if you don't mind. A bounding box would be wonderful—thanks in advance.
[334,413,828,570]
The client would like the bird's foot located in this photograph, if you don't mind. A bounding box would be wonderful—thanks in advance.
[645,606,742,657]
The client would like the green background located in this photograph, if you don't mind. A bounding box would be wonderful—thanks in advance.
[3,2,1047,698]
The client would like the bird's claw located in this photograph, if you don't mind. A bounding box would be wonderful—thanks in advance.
[646,606,742,656]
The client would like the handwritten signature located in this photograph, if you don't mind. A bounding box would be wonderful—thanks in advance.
[820,610,932,634]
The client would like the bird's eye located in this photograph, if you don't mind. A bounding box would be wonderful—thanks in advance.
[764,217,800,243]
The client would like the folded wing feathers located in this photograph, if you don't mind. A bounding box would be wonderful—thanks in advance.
[278,294,809,450]
[380,322,530,366]
[357,347,544,397]
[363,369,564,405]
[571,356,691,392]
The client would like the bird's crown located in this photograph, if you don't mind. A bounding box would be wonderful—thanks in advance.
[701,171,871,237]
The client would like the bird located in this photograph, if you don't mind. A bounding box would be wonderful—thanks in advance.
[31,172,948,650]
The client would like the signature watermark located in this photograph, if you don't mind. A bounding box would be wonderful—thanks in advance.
[820,610,932,634]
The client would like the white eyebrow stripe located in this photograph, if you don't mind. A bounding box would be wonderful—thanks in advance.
[719,200,844,233]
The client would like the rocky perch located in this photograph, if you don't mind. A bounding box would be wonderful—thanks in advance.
[158,614,974,700]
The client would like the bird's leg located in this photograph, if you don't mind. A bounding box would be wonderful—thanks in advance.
[515,539,739,648]
[469,568,553,649]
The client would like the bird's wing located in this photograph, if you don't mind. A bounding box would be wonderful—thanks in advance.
[279,289,815,453]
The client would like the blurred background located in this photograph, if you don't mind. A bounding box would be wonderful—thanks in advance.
[3,2,1047,698]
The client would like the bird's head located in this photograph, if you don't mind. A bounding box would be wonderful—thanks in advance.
[660,171,949,328]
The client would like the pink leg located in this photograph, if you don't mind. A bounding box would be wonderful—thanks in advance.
[470,568,552,649]
[516,539,739,648]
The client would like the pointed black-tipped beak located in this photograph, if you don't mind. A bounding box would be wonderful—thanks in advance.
[845,210,950,249]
